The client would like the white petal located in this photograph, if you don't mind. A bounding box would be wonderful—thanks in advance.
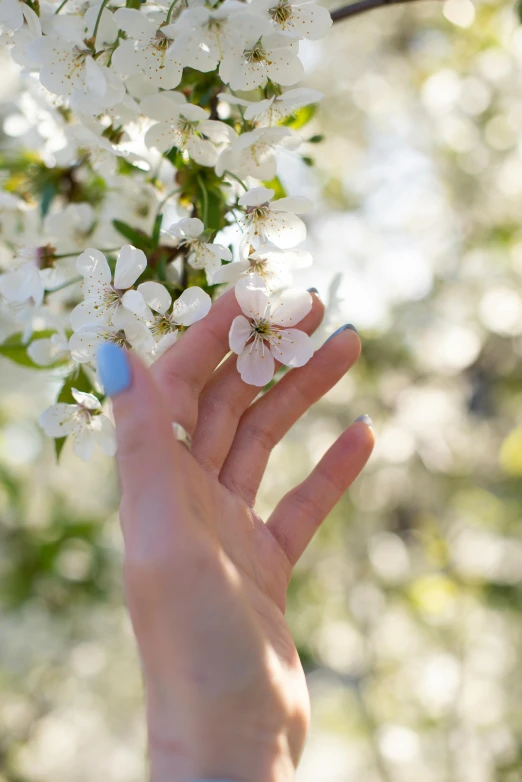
[0,265,43,305]
[71,389,102,410]
[39,403,77,437]
[114,244,147,289]
[91,415,117,456]
[287,4,332,40]
[271,196,313,214]
[234,274,271,319]
[85,56,107,97]
[76,248,111,284]
[113,7,154,37]
[180,104,209,122]
[186,137,218,167]
[171,286,211,326]
[166,217,204,238]
[121,289,152,321]
[145,122,176,153]
[27,338,56,366]
[73,427,95,461]
[69,327,107,362]
[238,187,274,207]
[154,331,179,356]
[237,341,275,386]
[269,328,313,367]
[212,260,249,285]
[269,287,312,326]
[199,119,237,143]
[261,211,306,249]
[123,316,155,353]
[265,46,303,86]
[137,281,172,314]
[229,315,252,354]
[70,298,111,331]
[140,92,184,122]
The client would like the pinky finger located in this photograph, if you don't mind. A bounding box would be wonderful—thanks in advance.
[266,417,375,568]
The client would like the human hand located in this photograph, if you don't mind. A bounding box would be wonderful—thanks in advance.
[96,288,374,782]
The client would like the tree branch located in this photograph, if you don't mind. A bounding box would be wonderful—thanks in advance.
[331,0,438,22]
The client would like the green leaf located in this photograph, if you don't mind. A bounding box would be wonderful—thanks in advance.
[301,156,314,167]
[308,134,324,144]
[40,181,56,217]
[152,213,163,246]
[262,176,287,200]
[112,219,154,251]
[282,104,317,131]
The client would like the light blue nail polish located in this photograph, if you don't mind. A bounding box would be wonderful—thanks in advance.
[96,343,131,397]
[307,287,319,295]
[325,323,358,343]
[354,414,373,428]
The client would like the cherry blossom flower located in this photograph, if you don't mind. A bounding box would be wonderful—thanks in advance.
[229,273,313,386]
[69,245,154,331]
[169,3,272,72]
[162,218,232,283]
[28,330,70,366]
[239,186,312,251]
[217,126,300,180]
[0,0,38,32]
[39,388,116,461]
[0,246,47,307]
[111,9,182,89]
[218,87,322,127]
[69,308,155,363]
[142,92,236,166]
[213,243,312,290]
[136,283,211,355]
[219,32,303,90]
[252,0,332,40]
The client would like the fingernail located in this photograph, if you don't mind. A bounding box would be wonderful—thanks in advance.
[96,343,131,397]
[307,287,319,295]
[354,414,373,429]
[325,323,358,343]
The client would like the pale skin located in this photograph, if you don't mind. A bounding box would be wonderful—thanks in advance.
[110,288,374,782]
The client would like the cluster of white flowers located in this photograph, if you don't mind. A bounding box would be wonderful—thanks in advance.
[0,0,332,459]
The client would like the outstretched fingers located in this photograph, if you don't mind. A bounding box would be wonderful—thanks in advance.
[219,326,361,504]
[266,418,375,568]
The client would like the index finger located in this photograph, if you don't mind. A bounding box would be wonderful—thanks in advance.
[151,288,241,434]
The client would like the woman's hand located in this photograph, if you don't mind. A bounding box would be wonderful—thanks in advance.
[96,289,374,782]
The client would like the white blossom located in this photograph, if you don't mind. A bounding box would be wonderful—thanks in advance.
[111,9,182,89]
[219,32,303,90]
[27,330,70,366]
[142,92,236,166]
[217,126,300,180]
[137,282,211,355]
[218,87,323,127]
[229,273,313,386]
[0,246,46,307]
[69,308,155,362]
[252,0,332,40]
[213,242,312,290]
[69,245,154,331]
[162,218,232,283]
[239,186,312,251]
[39,388,116,461]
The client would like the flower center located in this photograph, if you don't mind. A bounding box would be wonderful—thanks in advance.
[270,2,292,24]
[152,314,176,336]
[252,318,275,337]
[153,29,173,51]
[244,44,267,64]
[246,203,270,218]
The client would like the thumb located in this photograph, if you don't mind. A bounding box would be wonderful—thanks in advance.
[96,343,180,542]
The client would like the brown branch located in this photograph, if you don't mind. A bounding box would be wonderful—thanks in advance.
[331,0,438,22]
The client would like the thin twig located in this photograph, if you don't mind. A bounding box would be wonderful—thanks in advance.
[331,0,438,22]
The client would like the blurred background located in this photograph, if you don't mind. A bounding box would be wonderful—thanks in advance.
[2,0,522,779]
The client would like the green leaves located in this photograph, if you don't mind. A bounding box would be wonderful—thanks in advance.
[263,176,287,199]
[112,219,156,252]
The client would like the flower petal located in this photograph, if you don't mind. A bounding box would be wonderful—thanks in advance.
[171,286,211,326]
[121,289,152,321]
[76,248,111,284]
[154,331,178,356]
[269,328,314,367]
[70,298,111,331]
[69,327,107,362]
[269,287,312,326]
[71,388,102,410]
[91,415,117,456]
[137,281,172,314]
[39,403,77,437]
[212,260,250,285]
[234,273,271,319]
[73,427,95,461]
[239,186,274,207]
[271,196,313,214]
[229,314,252,354]
[114,244,147,289]
[237,341,275,386]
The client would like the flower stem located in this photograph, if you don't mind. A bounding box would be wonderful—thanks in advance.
[54,0,70,13]
[92,0,111,42]
[223,170,248,192]
[53,248,120,259]
[45,276,83,294]
[196,173,209,227]
[165,0,180,24]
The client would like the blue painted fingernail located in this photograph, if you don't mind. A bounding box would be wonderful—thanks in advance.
[325,323,358,343]
[96,343,131,397]
[354,414,373,428]
[307,287,319,295]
